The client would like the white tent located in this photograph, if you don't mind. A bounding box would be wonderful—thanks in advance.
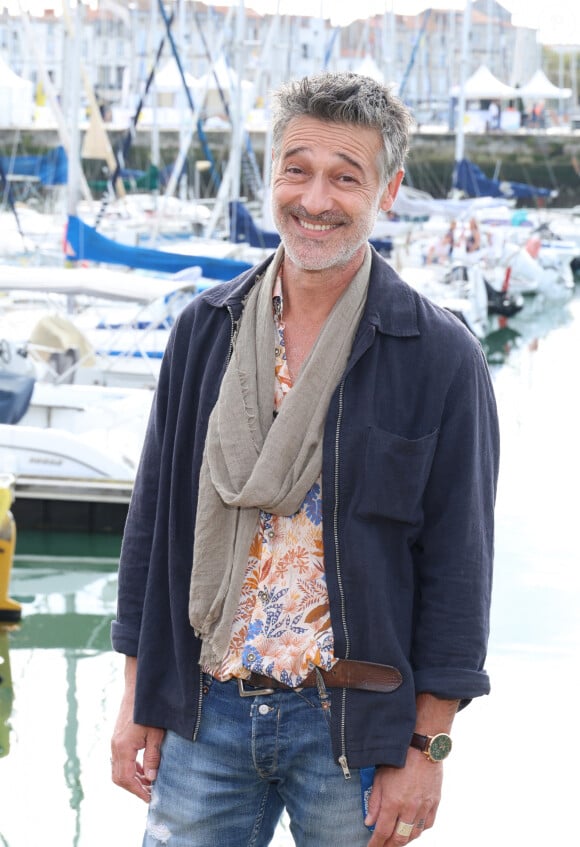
[151,58,198,115]
[0,56,34,127]
[517,69,572,100]
[450,64,518,100]
[155,58,197,92]
[194,56,254,99]
[355,55,385,83]
[192,56,254,120]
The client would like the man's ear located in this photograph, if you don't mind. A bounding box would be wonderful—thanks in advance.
[379,170,405,212]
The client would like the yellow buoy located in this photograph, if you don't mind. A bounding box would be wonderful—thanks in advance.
[0,475,21,624]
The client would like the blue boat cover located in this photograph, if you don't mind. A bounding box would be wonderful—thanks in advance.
[454,158,553,200]
[229,201,281,249]
[0,146,68,186]
[0,372,35,424]
[66,215,252,280]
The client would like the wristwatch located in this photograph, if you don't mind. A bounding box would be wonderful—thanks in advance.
[410,732,452,762]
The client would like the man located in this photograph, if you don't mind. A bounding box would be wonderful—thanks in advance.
[111,72,499,847]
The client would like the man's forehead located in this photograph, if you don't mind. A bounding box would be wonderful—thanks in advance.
[279,117,382,160]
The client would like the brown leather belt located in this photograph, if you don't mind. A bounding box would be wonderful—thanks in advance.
[238,659,402,696]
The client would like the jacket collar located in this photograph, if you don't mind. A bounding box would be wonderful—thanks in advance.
[363,247,420,338]
[203,245,420,338]
[203,254,274,312]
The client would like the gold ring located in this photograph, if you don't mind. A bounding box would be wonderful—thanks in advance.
[395,820,415,837]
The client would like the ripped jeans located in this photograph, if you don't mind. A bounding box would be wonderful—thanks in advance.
[142,675,371,847]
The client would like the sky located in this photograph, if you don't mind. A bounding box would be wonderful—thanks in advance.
[6,1,580,46]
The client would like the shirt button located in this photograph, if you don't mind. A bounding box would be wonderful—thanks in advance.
[258,704,270,715]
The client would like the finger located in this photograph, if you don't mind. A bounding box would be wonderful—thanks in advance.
[369,815,414,846]
[408,805,437,841]
[111,756,152,802]
[393,819,416,842]
[409,817,425,842]
[143,728,164,782]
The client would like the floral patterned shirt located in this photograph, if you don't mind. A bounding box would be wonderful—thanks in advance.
[209,276,337,686]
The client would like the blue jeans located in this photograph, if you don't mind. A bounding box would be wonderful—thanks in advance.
[142,675,371,847]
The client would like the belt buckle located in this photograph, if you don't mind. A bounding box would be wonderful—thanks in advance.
[237,677,275,697]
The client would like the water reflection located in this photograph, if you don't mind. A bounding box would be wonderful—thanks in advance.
[0,628,15,758]
[0,562,145,847]
[483,289,576,364]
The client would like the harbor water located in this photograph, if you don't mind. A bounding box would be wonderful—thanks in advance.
[1,289,579,846]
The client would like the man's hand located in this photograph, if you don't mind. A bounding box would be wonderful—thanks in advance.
[365,750,443,845]
[110,656,165,802]
[365,693,458,845]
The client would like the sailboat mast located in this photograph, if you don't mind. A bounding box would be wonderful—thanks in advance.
[66,1,82,217]
[149,1,161,175]
[454,0,472,179]
[230,0,246,203]
[383,3,396,86]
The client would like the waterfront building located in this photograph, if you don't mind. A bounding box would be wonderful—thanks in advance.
[0,1,547,126]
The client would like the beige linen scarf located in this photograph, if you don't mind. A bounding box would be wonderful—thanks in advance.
[189,244,372,667]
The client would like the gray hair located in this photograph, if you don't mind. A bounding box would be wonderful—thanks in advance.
[270,72,413,185]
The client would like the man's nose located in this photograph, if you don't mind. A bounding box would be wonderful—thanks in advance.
[300,175,331,215]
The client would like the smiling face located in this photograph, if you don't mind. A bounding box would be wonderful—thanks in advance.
[271,116,402,273]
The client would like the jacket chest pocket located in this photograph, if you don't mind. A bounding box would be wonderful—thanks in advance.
[357,426,439,525]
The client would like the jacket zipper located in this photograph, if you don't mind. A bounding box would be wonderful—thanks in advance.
[193,305,238,740]
[333,376,351,779]
[227,305,239,361]
[192,666,204,740]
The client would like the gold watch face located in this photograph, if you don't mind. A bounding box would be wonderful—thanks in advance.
[428,733,452,761]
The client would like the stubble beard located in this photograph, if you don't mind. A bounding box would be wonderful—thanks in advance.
[273,204,376,271]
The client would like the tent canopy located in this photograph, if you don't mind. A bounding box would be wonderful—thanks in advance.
[0,55,31,89]
[194,55,253,92]
[517,69,572,100]
[155,58,197,91]
[355,54,385,83]
[450,64,517,100]
[0,56,34,126]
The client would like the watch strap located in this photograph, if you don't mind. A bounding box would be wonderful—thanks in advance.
[410,732,429,753]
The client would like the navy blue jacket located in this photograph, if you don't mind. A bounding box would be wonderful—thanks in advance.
[112,248,499,770]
